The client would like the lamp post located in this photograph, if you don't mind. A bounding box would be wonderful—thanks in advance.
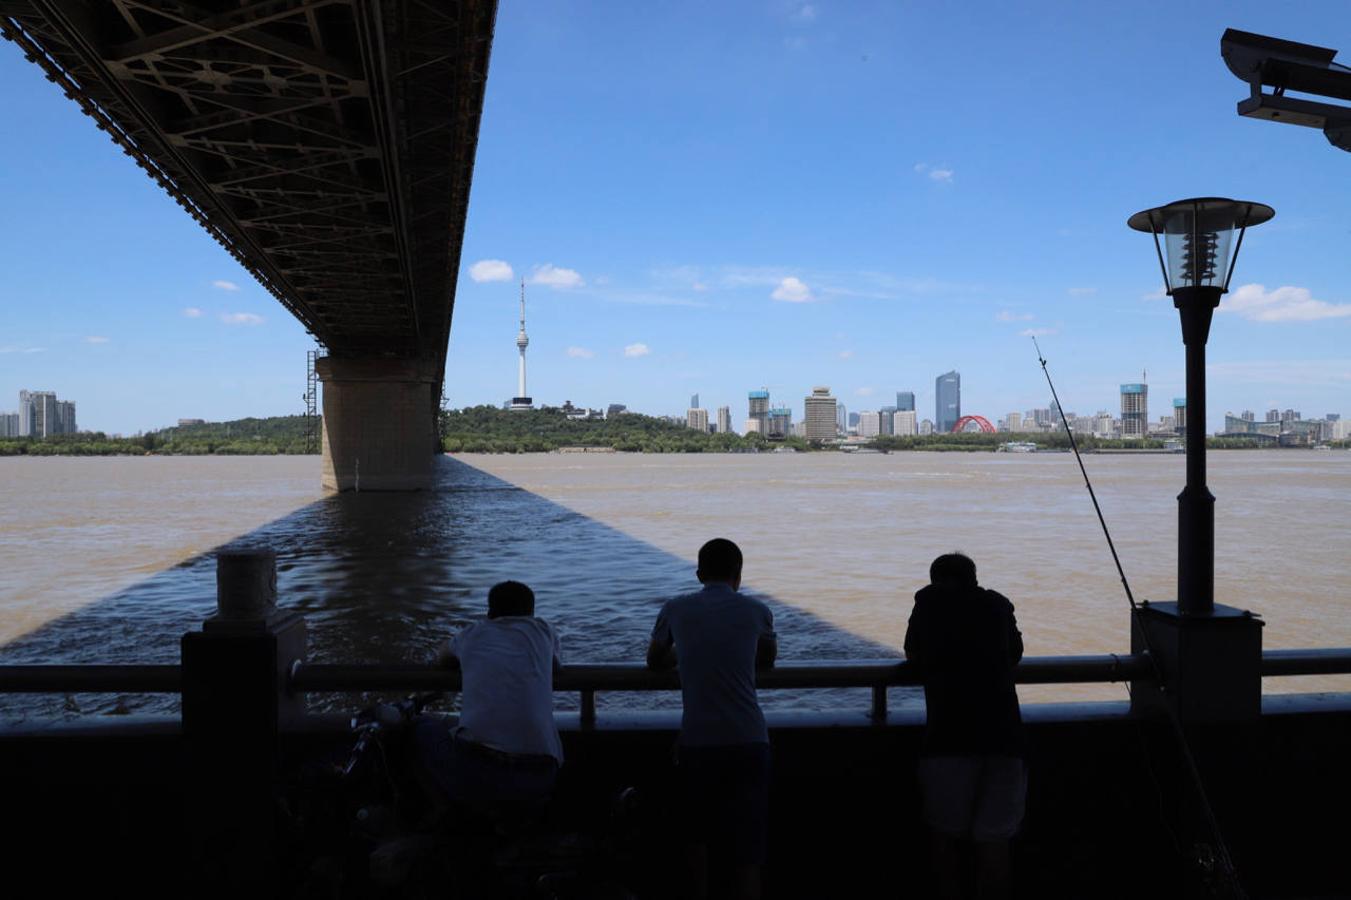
[1127,198,1274,616]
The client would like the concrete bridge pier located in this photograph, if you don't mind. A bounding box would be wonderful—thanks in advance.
[316,357,439,492]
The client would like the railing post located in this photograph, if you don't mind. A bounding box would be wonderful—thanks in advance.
[870,685,887,722]
[580,689,596,730]
[181,549,306,889]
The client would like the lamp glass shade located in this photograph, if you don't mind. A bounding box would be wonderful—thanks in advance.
[1164,221,1233,290]
[1126,198,1275,294]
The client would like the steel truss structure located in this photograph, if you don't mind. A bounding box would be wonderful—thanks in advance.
[1,0,496,373]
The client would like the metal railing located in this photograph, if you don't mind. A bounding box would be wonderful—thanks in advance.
[1,649,1347,728]
[289,654,1156,725]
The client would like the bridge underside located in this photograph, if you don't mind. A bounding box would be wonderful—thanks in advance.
[2,0,498,489]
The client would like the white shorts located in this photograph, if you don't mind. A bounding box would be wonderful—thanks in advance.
[918,755,1028,842]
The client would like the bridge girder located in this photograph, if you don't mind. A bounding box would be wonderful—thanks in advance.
[2,0,497,376]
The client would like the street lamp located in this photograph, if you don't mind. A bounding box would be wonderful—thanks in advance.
[1127,198,1274,616]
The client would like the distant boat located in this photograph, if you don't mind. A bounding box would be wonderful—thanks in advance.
[999,441,1037,453]
[1163,439,1184,453]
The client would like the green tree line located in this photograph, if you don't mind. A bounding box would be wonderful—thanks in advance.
[0,415,319,456]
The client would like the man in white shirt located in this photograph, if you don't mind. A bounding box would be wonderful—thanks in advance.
[416,580,562,825]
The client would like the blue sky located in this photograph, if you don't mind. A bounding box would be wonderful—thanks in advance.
[2,1,1349,434]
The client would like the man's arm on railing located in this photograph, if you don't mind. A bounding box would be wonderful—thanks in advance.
[434,640,460,670]
[756,633,778,670]
[646,637,677,671]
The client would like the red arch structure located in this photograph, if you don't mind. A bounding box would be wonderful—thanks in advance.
[951,415,996,434]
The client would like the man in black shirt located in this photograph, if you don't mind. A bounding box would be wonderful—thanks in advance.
[904,552,1025,900]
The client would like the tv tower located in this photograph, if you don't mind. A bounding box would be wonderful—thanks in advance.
[510,279,533,410]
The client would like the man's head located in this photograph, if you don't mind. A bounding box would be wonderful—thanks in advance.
[930,552,978,589]
[487,580,535,618]
[697,538,743,588]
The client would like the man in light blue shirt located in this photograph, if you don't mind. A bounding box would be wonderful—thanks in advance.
[647,538,777,900]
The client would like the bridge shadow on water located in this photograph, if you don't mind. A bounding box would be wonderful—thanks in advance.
[1,456,905,720]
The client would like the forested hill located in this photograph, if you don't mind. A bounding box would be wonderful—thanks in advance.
[440,405,784,453]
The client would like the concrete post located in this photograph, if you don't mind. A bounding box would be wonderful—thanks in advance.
[1129,602,1263,723]
[316,357,439,492]
[181,550,306,888]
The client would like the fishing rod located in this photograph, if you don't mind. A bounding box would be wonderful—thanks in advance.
[1032,337,1246,900]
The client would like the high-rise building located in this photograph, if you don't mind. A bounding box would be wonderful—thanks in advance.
[848,411,860,429]
[935,371,960,433]
[57,401,76,435]
[509,281,533,410]
[1266,409,1280,423]
[919,418,934,436]
[803,387,837,442]
[0,413,18,438]
[690,393,699,411]
[20,390,60,437]
[836,403,847,434]
[1327,414,1341,423]
[878,405,897,436]
[767,407,792,439]
[743,417,764,435]
[1241,410,1256,422]
[18,390,34,437]
[1282,408,1300,424]
[717,406,732,435]
[748,390,770,433]
[1173,397,1187,436]
[1120,383,1148,437]
[1005,411,1023,433]
[896,391,915,412]
[1094,412,1115,438]
[687,408,709,431]
[857,411,881,437]
[892,410,918,436]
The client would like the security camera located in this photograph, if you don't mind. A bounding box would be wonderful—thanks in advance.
[1221,28,1351,152]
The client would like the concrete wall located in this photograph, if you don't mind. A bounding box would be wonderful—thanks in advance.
[2,698,1347,897]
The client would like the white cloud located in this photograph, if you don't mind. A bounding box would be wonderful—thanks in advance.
[220,312,264,325]
[1220,283,1351,323]
[1067,287,1097,297]
[183,307,204,318]
[915,162,953,183]
[530,264,584,289]
[855,386,875,397]
[1020,327,1058,337]
[566,346,594,359]
[0,345,45,354]
[839,350,854,359]
[623,343,650,358]
[212,280,240,292]
[84,336,109,344]
[469,259,514,282]
[771,276,814,303]
[996,310,1033,322]
[790,4,817,24]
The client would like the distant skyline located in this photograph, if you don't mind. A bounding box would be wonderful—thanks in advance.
[3,2,1350,434]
